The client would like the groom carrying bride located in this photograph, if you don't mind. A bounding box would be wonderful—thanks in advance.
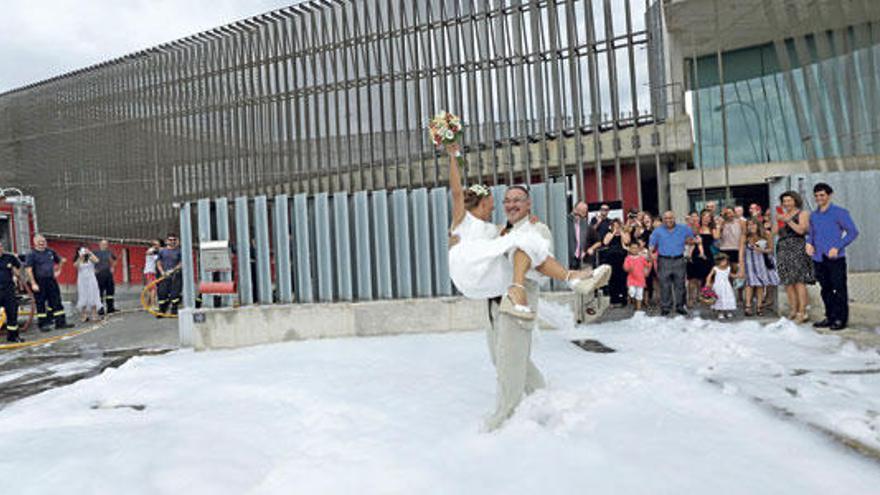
[482,184,610,431]
[442,142,610,431]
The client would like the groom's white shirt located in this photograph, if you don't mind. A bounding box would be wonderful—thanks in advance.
[508,215,553,284]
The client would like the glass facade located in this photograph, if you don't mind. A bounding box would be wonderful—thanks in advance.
[690,24,880,168]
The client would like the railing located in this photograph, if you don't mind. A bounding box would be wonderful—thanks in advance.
[178,181,571,308]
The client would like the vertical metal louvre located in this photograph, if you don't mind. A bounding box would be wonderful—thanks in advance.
[1,0,658,240]
[179,181,575,307]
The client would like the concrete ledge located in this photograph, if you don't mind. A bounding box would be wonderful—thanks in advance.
[179,293,583,351]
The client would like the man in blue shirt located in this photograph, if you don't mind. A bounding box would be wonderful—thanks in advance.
[806,183,859,331]
[156,233,183,317]
[24,234,75,331]
[649,211,696,316]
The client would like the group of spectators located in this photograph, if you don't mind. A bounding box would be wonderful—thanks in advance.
[0,232,183,343]
[71,233,182,322]
[568,182,859,330]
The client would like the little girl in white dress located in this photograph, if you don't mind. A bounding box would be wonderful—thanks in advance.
[445,144,611,319]
[707,253,737,319]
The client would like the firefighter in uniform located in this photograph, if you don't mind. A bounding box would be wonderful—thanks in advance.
[156,233,182,317]
[0,243,23,343]
[94,239,117,314]
[25,234,75,331]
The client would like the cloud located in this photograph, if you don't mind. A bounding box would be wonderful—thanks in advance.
[0,0,296,93]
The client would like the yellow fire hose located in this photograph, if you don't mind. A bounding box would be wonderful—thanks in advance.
[140,270,180,319]
[0,321,108,351]
[1,273,180,351]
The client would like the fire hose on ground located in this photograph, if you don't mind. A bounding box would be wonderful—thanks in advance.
[140,269,181,319]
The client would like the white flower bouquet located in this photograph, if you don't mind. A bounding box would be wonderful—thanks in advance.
[428,110,466,168]
[428,110,463,147]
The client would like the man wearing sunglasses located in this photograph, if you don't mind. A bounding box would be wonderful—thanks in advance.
[156,233,183,317]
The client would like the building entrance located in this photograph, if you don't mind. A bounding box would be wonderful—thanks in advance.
[687,184,770,214]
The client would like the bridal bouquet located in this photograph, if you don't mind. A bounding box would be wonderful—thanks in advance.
[428,110,463,147]
[428,111,466,168]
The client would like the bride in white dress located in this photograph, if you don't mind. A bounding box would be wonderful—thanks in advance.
[75,246,103,322]
[445,144,611,319]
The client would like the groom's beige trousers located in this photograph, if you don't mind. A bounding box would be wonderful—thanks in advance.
[485,279,545,430]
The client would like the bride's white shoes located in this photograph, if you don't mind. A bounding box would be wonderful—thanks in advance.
[499,295,536,320]
[499,283,536,320]
[568,264,612,295]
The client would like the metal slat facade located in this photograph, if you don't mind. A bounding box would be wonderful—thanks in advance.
[180,180,571,306]
[0,0,657,240]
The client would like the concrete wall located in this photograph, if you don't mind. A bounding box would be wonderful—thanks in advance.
[179,292,600,351]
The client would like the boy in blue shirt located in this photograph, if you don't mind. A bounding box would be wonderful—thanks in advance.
[806,183,859,331]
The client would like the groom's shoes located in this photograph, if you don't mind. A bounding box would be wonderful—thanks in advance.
[813,319,832,328]
[829,321,847,331]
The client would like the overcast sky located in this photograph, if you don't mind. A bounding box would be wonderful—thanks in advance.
[0,0,296,93]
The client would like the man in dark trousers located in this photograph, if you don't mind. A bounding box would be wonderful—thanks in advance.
[156,233,183,316]
[0,243,23,342]
[25,234,75,331]
[649,211,696,316]
[806,183,859,331]
[568,201,602,269]
[94,239,117,315]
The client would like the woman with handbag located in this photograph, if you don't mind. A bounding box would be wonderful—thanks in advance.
[740,219,779,316]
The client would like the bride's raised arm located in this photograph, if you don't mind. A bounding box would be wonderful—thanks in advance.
[446,143,466,229]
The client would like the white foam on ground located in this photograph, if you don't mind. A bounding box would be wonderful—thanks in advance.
[1,311,879,494]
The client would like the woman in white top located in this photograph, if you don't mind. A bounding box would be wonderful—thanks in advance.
[75,245,103,322]
[445,143,611,319]
[143,239,161,308]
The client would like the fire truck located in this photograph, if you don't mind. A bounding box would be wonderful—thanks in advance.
[0,188,37,256]
[0,188,38,333]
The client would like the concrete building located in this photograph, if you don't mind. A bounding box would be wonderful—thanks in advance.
[659,0,880,213]
[660,0,880,324]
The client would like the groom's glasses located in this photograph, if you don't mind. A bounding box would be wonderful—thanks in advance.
[503,197,528,205]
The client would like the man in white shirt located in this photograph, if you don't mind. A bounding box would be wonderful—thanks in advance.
[448,184,609,430]
[483,185,552,431]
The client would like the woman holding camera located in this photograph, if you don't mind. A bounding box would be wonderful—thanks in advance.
[602,218,630,306]
[74,245,103,322]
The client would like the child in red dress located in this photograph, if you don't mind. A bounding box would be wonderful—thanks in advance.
[623,243,652,311]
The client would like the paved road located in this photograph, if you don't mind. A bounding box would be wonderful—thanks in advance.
[0,311,178,408]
